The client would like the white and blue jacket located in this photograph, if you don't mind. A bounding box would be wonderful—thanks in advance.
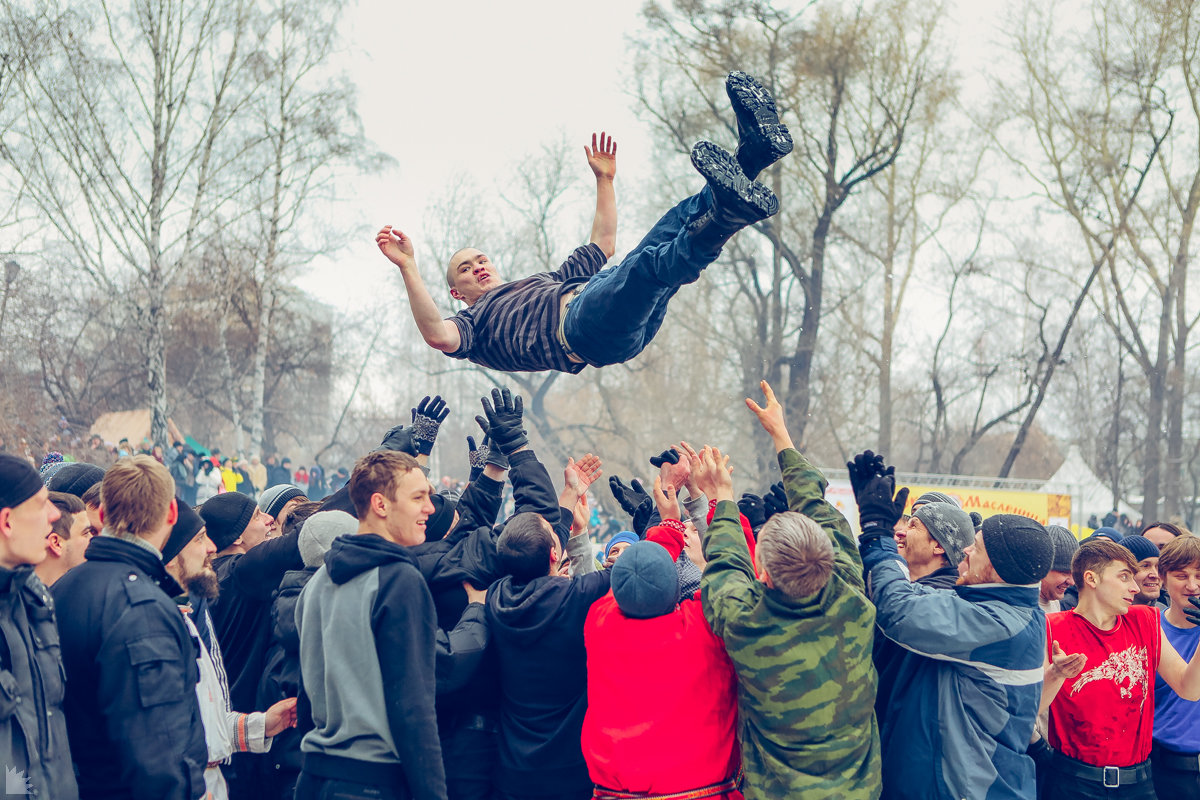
[862,537,1045,800]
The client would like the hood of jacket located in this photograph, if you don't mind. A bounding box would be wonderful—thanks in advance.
[272,567,317,652]
[485,573,569,646]
[323,532,418,585]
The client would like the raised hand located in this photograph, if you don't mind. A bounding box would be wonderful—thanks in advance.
[475,387,527,455]
[693,445,733,502]
[585,131,617,181]
[376,225,416,270]
[848,450,909,537]
[653,475,681,522]
[609,475,650,517]
[846,450,886,500]
[410,395,450,456]
[745,379,792,447]
[737,492,767,530]
[376,424,418,456]
[565,453,603,495]
[763,481,789,518]
[1186,596,1200,627]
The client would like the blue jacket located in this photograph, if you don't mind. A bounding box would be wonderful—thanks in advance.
[863,538,1044,800]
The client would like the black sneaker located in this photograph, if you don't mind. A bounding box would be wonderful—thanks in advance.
[690,140,779,227]
[726,71,793,180]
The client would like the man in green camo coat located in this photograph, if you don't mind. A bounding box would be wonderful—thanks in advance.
[692,381,881,800]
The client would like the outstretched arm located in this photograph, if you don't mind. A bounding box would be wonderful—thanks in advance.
[586,132,617,258]
[376,226,461,353]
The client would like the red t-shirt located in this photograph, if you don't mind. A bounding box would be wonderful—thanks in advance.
[1046,605,1162,766]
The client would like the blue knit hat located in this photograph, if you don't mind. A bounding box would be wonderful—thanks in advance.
[1120,534,1159,563]
[605,530,640,560]
[611,541,680,619]
[1091,527,1124,542]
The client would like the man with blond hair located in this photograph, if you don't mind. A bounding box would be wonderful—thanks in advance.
[53,455,208,800]
[695,382,881,799]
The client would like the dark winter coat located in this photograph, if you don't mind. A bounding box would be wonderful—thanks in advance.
[0,565,78,800]
[52,535,207,800]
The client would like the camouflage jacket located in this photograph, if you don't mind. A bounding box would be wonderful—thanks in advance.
[701,447,881,800]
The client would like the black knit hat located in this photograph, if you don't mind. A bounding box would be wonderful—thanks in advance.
[424,493,459,543]
[200,493,256,551]
[981,514,1053,585]
[163,502,205,564]
[0,454,43,510]
[47,462,106,498]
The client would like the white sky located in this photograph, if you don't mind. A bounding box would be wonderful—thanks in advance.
[295,0,1011,312]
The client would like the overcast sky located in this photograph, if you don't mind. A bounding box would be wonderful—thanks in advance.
[295,0,1008,311]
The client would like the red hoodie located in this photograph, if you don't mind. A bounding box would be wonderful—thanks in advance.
[582,520,744,799]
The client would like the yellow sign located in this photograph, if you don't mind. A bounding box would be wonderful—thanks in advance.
[903,486,1071,527]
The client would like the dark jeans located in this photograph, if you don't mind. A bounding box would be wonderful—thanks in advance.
[1041,770,1157,799]
[295,772,410,800]
[563,188,715,367]
[1151,747,1200,797]
[443,725,498,800]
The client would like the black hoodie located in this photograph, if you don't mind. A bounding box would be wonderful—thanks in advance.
[295,533,446,800]
[486,568,611,796]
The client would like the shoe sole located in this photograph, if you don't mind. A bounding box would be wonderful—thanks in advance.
[726,71,793,162]
[691,141,780,219]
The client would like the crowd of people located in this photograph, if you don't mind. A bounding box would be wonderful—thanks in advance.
[1,380,1199,800]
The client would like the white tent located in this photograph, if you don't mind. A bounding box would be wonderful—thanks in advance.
[1041,445,1139,526]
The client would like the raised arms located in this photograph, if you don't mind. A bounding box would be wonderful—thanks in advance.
[376,225,462,354]
[585,132,617,258]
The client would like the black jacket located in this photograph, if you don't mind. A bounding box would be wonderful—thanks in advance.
[210,530,304,712]
[52,536,207,800]
[0,565,78,800]
[872,563,960,740]
[486,568,611,797]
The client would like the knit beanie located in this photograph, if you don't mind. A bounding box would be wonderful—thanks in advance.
[912,502,975,566]
[424,493,459,543]
[912,490,961,510]
[258,484,305,520]
[611,541,680,619]
[39,452,65,475]
[200,493,256,551]
[298,511,357,568]
[162,502,205,564]
[1046,525,1080,573]
[981,514,1053,585]
[1120,534,1159,563]
[0,454,44,510]
[605,530,640,560]
[47,462,106,498]
[1091,526,1124,542]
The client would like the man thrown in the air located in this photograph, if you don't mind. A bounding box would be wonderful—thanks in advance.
[377,71,791,374]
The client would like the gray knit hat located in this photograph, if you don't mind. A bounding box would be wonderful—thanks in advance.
[611,541,680,619]
[912,502,975,567]
[1046,525,1080,573]
[298,511,357,568]
[982,514,1053,585]
[912,490,961,510]
[259,484,305,519]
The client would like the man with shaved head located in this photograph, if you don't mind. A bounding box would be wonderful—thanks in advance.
[378,72,791,375]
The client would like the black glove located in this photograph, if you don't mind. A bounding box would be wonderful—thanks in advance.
[609,475,650,518]
[1185,596,1200,627]
[376,424,419,457]
[851,461,909,537]
[738,492,767,531]
[410,395,449,456]
[649,448,680,469]
[763,481,789,518]
[467,436,486,483]
[475,387,527,455]
[846,450,886,499]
